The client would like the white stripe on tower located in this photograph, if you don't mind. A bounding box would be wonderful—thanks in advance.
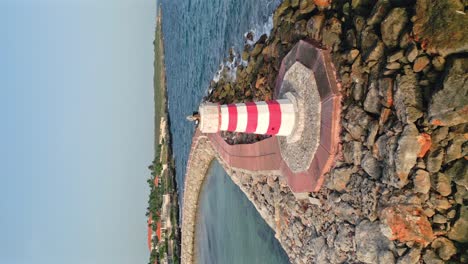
[235,103,248,132]
[277,99,296,136]
[255,102,270,134]
[220,105,229,131]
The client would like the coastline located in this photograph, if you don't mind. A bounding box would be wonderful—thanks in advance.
[182,0,467,264]
[147,5,182,264]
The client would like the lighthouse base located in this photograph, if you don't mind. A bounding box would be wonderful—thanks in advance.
[278,62,321,173]
[273,40,342,196]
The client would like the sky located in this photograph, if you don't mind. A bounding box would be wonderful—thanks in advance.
[0,0,156,263]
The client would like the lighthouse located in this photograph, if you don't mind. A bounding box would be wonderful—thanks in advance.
[197,99,297,136]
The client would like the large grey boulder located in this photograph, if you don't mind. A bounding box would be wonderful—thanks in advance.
[381,8,408,48]
[356,220,396,264]
[428,57,468,126]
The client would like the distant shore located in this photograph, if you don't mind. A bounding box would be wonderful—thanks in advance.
[147,5,181,264]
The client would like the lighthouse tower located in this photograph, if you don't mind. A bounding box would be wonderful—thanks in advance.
[198,99,297,136]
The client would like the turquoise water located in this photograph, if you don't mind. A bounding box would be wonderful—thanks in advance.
[196,161,290,264]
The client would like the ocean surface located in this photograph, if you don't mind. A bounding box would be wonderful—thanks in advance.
[195,161,289,264]
[161,0,288,262]
[161,0,281,196]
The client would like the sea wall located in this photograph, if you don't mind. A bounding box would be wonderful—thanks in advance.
[180,132,216,264]
[182,0,467,263]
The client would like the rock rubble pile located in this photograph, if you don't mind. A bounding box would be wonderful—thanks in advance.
[205,0,467,263]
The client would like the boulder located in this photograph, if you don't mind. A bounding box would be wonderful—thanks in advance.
[417,133,431,158]
[356,220,396,264]
[379,78,394,108]
[364,83,381,114]
[394,124,420,187]
[334,224,354,253]
[413,0,468,56]
[394,69,423,123]
[396,248,421,264]
[413,55,430,72]
[367,0,391,26]
[422,250,445,264]
[299,0,315,14]
[448,205,468,243]
[274,0,292,27]
[388,50,405,63]
[413,169,430,194]
[322,17,342,51]
[428,57,468,126]
[381,8,408,48]
[431,237,457,260]
[432,172,452,196]
[445,134,465,163]
[327,166,354,192]
[425,148,445,173]
[362,152,382,180]
[306,14,325,41]
[379,205,434,246]
[406,43,419,63]
[445,158,468,189]
[352,0,374,15]
[343,140,362,165]
[454,184,468,205]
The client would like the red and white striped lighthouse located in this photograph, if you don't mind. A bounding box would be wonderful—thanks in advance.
[198,99,296,136]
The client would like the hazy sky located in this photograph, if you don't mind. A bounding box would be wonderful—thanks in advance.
[1,0,156,263]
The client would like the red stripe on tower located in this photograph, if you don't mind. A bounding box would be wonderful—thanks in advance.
[245,102,258,133]
[266,100,282,135]
[227,104,238,131]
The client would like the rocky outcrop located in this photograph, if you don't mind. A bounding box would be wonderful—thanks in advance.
[428,57,468,126]
[413,0,468,56]
[195,0,468,263]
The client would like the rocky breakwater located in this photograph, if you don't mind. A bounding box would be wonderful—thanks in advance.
[180,133,217,264]
[204,0,468,263]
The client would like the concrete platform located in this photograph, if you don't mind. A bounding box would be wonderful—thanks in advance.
[197,40,342,195]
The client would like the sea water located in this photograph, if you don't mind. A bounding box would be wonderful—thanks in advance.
[161,0,281,196]
[195,161,289,264]
[161,0,288,262]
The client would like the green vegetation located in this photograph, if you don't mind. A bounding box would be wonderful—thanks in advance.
[146,7,180,264]
[153,5,166,153]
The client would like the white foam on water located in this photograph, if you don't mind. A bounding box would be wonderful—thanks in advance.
[206,11,277,98]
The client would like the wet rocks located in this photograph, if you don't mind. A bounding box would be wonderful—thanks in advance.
[428,57,468,126]
[381,8,408,48]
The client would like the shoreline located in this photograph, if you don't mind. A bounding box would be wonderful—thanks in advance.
[147,5,182,264]
[182,0,467,263]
